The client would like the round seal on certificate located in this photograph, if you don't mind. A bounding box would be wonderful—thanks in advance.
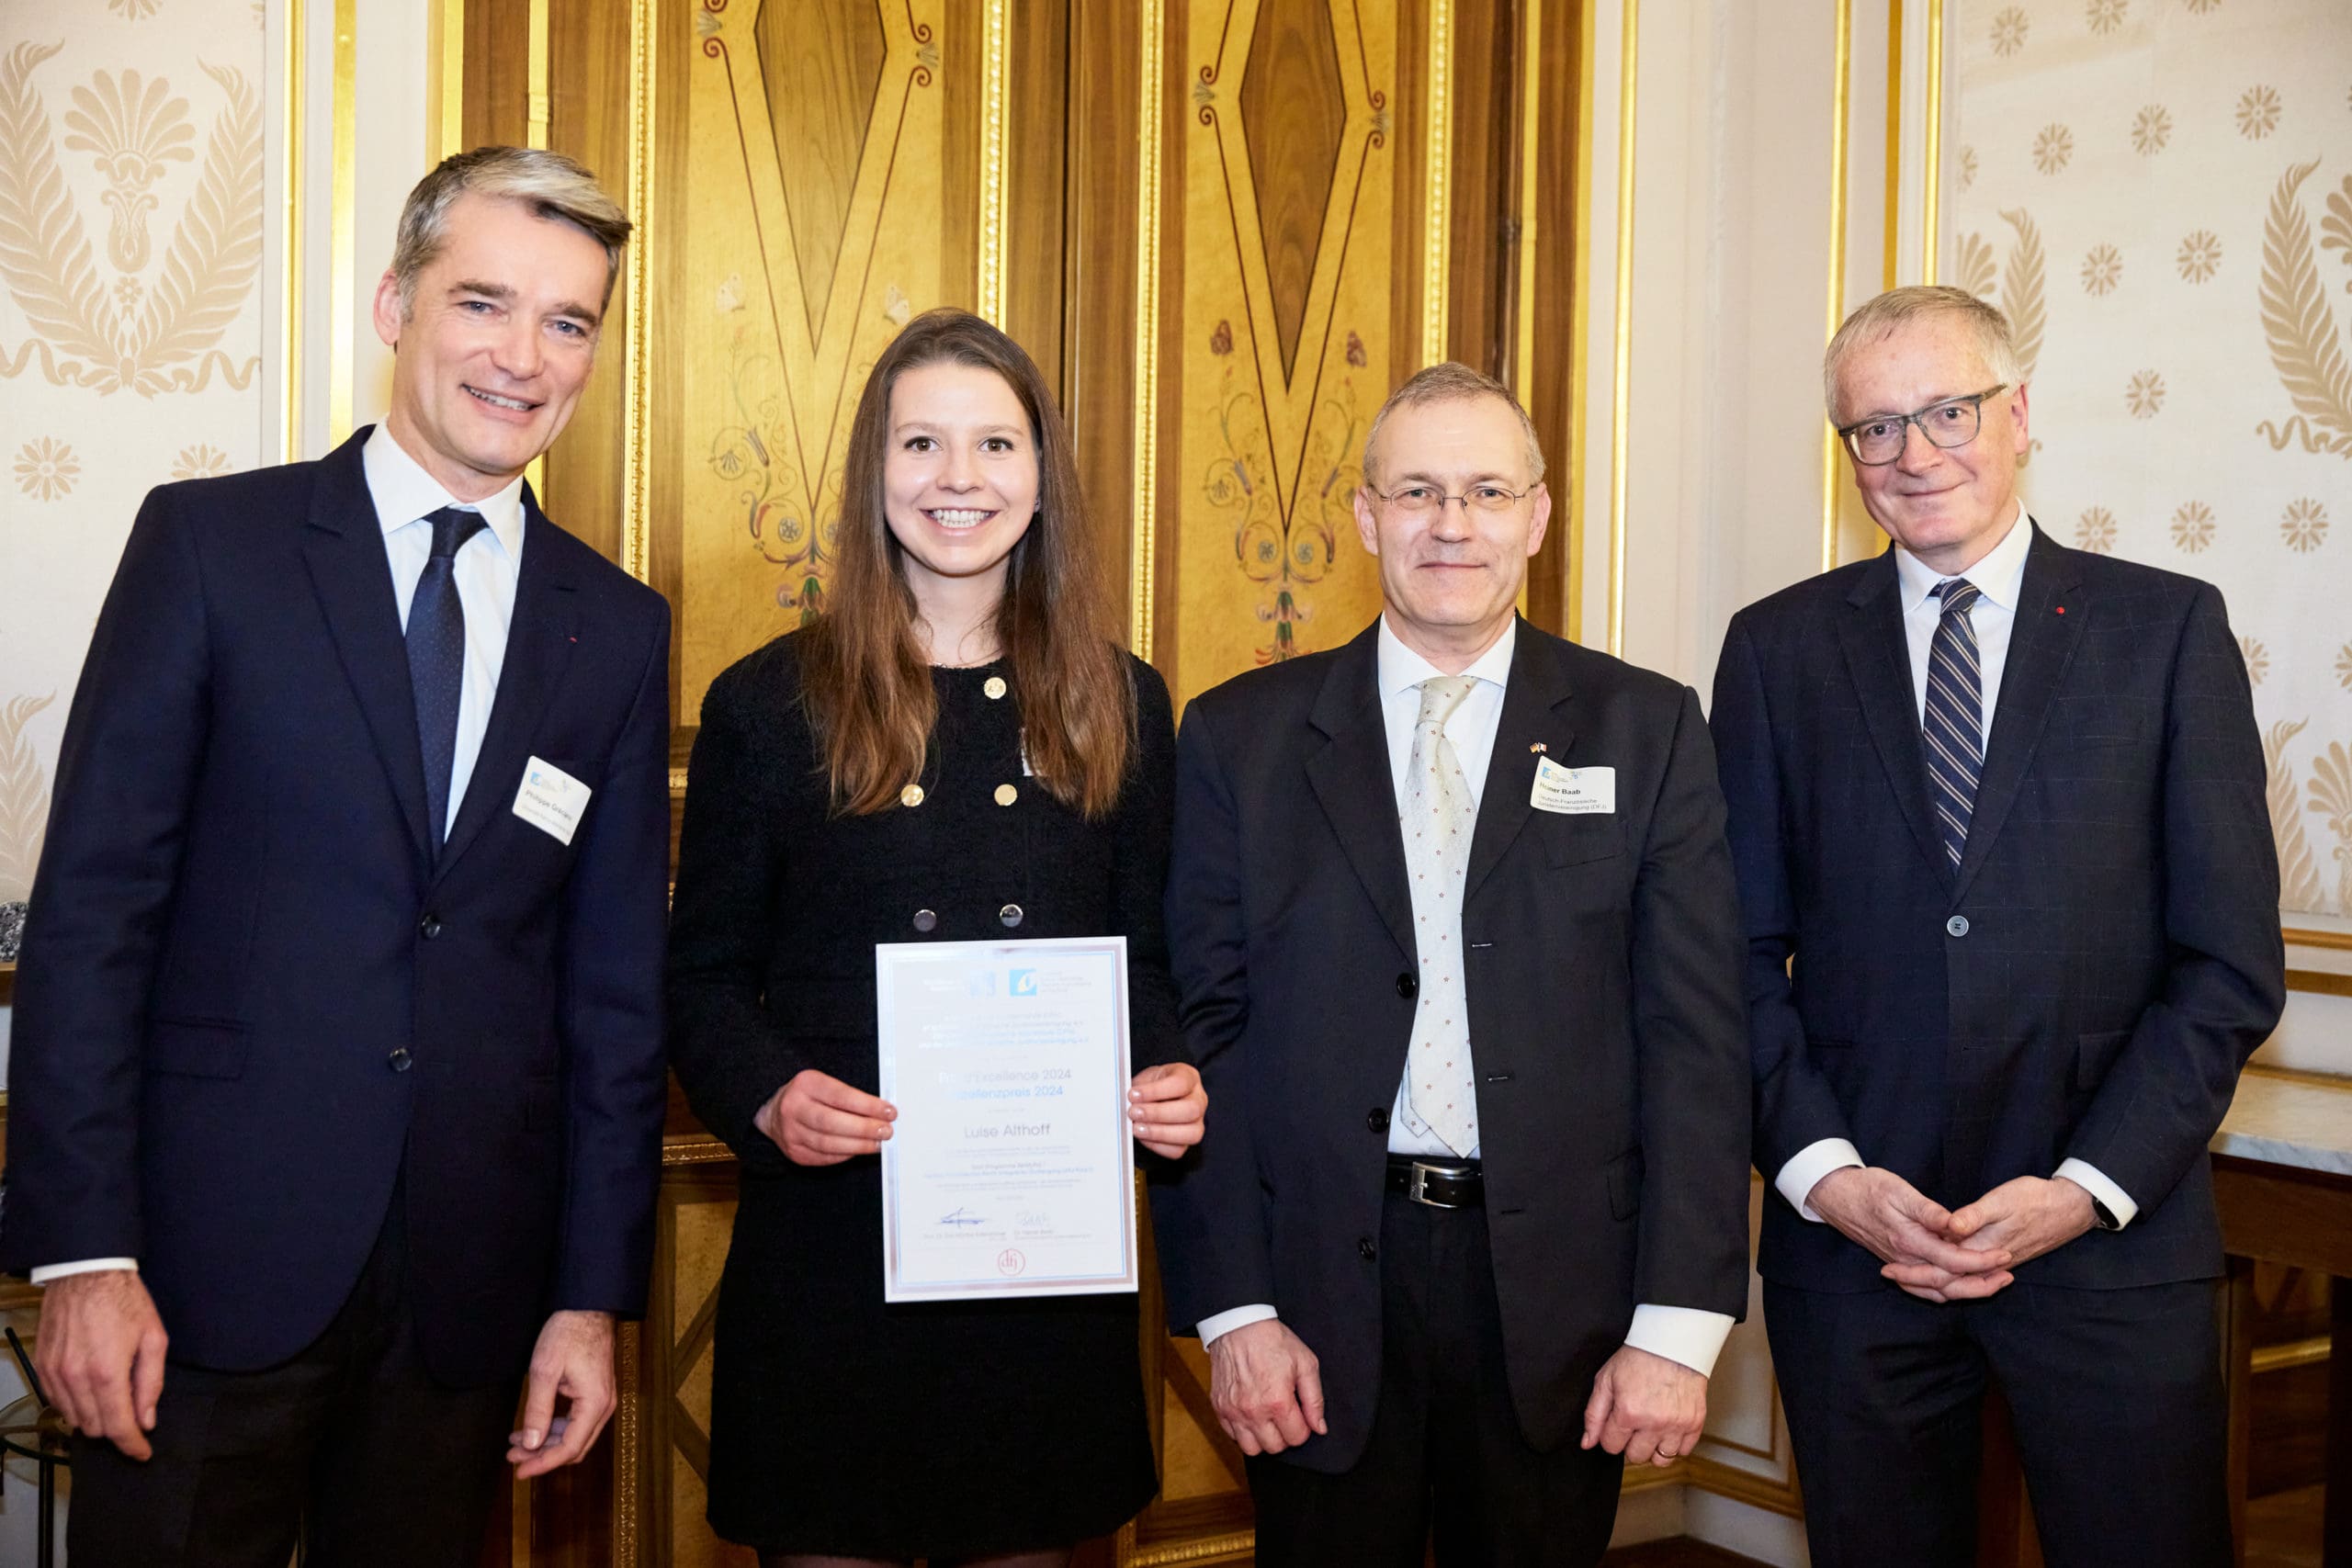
[995,1247,1027,1277]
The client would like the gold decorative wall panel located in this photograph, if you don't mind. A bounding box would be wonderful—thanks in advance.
[1165,0,1397,702]
[683,0,950,716]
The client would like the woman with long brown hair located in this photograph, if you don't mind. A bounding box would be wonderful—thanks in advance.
[667,309,1204,1566]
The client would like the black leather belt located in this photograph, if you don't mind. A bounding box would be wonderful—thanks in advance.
[1385,1156,1484,1209]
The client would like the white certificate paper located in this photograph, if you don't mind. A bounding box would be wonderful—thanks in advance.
[876,936,1138,1302]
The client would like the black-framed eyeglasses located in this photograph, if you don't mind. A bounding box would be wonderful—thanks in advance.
[1366,480,1538,517]
[1836,384,2009,466]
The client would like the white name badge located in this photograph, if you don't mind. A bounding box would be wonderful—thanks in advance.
[512,757,592,844]
[1531,758,1614,815]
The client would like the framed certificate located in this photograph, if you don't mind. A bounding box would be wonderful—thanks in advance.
[876,936,1139,1302]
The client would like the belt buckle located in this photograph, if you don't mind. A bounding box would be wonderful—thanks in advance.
[1408,1159,1465,1210]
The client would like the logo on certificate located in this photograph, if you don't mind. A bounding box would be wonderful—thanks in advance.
[995,1247,1027,1277]
[1011,968,1039,997]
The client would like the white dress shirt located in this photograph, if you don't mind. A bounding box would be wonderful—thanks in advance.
[1772,505,2139,1231]
[1200,615,1737,1382]
[30,424,526,1286]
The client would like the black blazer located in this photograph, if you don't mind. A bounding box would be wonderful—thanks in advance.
[1152,618,1752,1472]
[3,428,674,1386]
[1710,524,2285,1295]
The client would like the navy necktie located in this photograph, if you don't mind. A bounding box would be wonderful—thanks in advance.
[408,506,487,854]
[1922,578,1984,869]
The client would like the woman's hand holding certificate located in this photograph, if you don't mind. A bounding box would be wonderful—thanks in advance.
[756,1069,899,1166]
[1126,1062,1206,1158]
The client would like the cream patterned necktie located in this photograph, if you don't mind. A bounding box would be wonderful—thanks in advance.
[1401,674,1480,1156]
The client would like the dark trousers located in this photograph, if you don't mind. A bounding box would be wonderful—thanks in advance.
[1765,1276,2231,1568]
[67,1179,522,1568]
[1247,1192,1626,1568]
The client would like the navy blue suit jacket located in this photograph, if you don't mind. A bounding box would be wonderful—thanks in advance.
[1154,620,1752,1471]
[1710,525,2284,1294]
[3,428,673,1385]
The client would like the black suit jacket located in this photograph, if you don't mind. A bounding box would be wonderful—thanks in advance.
[1710,524,2284,1294]
[3,428,673,1385]
[1152,618,1751,1472]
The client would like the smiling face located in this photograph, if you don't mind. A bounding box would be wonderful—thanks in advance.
[372,191,609,502]
[1834,310,2031,575]
[1352,394,1550,667]
[880,361,1041,610]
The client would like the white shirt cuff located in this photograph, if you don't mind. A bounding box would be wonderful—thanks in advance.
[28,1258,139,1285]
[1775,1138,1864,1221]
[1197,1303,1279,1346]
[1624,1304,1736,1380]
[2054,1158,2139,1229]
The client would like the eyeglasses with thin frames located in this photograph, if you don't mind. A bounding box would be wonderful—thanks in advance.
[1836,384,2010,466]
[1365,481,1539,517]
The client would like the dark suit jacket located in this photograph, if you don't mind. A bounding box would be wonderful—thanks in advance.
[1710,524,2284,1295]
[1152,617,1752,1472]
[3,428,673,1386]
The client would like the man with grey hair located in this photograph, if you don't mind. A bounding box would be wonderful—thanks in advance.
[1155,362,1751,1564]
[1711,285,2281,1565]
[5,146,672,1565]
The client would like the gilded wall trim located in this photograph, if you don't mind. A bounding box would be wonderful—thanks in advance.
[1566,0,1597,647]
[526,0,551,150]
[428,0,464,164]
[327,0,357,444]
[1419,0,1453,367]
[1605,0,1638,657]
[1883,0,1903,292]
[1819,0,1852,573]
[1510,0,1540,412]
[620,0,657,585]
[978,0,1011,326]
[1920,0,1943,283]
[1125,1530,1257,1566]
[280,0,306,462]
[1128,0,1166,662]
[615,1317,642,1565]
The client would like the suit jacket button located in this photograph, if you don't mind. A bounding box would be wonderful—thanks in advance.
[1358,1236,1377,1260]
[388,1047,413,1072]
[1000,903,1023,928]
[912,908,938,933]
[418,913,442,940]
[1367,1108,1390,1133]
[1396,972,1418,999]
[1946,915,1971,938]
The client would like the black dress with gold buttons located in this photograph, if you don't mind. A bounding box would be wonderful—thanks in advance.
[667,631,1182,1558]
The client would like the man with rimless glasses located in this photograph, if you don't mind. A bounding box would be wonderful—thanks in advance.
[1156,363,1751,1565]
[1709,286,2282,1567]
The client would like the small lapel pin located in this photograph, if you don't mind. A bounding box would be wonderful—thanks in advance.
[2053,606,2065,615]
[1530,742,1547,754]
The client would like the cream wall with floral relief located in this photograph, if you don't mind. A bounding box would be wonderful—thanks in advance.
[0,0,278,1093]
[1953,0,2352,938]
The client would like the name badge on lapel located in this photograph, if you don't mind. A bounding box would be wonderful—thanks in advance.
[512,757,592,844]
[1531,757,1613,815]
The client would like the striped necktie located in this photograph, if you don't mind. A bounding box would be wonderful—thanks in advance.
[1922,578,1984,869]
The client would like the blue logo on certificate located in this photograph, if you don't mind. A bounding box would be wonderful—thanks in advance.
[1011,968,1038,997]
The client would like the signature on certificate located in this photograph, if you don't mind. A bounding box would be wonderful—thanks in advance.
[939,1206,987,1226]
